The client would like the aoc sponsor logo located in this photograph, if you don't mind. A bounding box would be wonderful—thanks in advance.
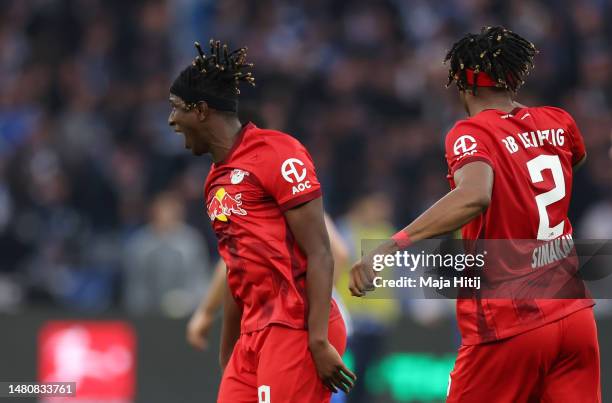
[281,158,307,183]
[453,135,478,159]
[281,158,311,195]
[291,181,311,195]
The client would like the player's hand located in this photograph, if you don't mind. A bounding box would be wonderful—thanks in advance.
[349,257,376,297]
[309,340,356,394]
[186,310,214,350]
[349,240,396,297]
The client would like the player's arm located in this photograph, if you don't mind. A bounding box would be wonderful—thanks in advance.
[397,161,493,241]
[187,215,345,350]
[573,154,587,169]
[219,274,241,371]
[186,258,227,350]
[324,213,350,285]
[350,161,493,296]
[285,198,356,393]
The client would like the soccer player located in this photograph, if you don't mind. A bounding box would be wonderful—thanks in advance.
[349,27,600,402]
[168,40,355,402]
[186,214,351,351]
[187,215,352,403]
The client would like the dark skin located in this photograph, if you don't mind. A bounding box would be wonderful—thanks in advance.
[350,88,503,296]
[349,161,493,295]
[350,87,587,295]
[168,94,356,393]
[168,94,242,160]
[187,214,350,351]
[285,197,356,393]
[459,87,524,116]
[220,277,241,368]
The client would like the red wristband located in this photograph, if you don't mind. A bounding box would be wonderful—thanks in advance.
[392,230,412,248]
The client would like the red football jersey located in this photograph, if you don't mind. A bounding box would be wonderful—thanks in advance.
[204,122,340,333]
[445,106,594,345]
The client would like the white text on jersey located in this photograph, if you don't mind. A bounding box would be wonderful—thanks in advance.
[502,128,565,154]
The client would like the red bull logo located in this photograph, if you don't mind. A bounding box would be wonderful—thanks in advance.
[207,188,247,222]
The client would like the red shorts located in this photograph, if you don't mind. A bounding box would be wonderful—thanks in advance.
[447,307,600,403]
[218,316,347,403]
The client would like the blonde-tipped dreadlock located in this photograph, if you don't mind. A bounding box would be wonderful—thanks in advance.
[170,39,255,112]
[444,26,538,94]
[192,39,255,95]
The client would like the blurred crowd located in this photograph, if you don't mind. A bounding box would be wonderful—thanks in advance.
[0,0,611,315]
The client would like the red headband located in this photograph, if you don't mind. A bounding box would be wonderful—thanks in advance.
[464,69,498,87]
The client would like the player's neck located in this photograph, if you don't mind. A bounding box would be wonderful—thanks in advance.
[208,118,244,163]
[466,90,519,117]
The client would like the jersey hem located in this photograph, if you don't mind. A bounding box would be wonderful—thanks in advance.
[240,308,342,335]
[459,299,595,345]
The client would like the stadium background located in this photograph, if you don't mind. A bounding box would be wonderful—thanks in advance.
[0,0,610,402]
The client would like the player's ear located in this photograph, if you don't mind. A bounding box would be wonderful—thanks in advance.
[195,101,209,121]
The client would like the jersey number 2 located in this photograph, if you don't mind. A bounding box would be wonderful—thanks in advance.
[526,155,565,240]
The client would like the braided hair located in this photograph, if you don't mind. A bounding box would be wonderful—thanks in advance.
[170,39,255,112]
[444,26,538,94]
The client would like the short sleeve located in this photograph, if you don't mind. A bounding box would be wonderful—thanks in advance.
[565,112,586,166]
[444,122,495,176]
[256,134,322,211]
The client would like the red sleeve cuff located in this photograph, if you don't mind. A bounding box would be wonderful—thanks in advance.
[279,188,323,212]
[450,156,494,175]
